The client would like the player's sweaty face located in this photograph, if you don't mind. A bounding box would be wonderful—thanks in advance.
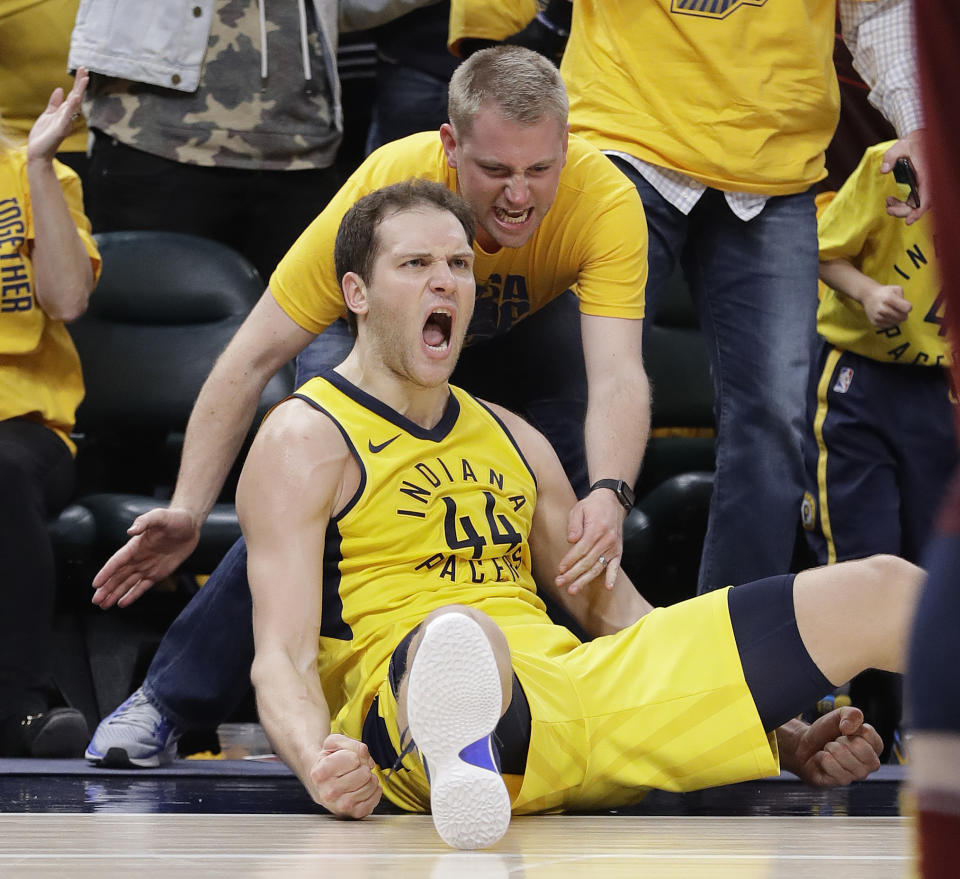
[442,105,568,253]
[363,206,475,387]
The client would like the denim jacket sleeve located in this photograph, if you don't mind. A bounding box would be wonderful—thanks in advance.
[68,0,216,92]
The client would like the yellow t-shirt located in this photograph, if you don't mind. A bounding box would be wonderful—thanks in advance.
[818,141,946,366]
[0,147,101,450]
[270,132,646,344]
[0,0,88,153]
[562,0,838,195]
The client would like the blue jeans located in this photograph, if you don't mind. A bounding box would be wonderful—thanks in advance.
[365,61,450,155]
[142,293,588,727]
[612,160,818,593]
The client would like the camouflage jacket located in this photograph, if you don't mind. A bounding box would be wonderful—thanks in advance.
[69,0,443,91]
[69,0,441,169]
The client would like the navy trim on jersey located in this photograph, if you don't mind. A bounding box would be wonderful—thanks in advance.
[319,520,353,641]
[474,397,538,490]
[321,367,461,443]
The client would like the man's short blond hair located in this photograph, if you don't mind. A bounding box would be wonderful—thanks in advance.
[448,45,568,138]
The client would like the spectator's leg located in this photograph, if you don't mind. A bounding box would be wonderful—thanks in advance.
[242,166,343,285]
[605,158,687,324]
[0,420,78,752]
[140,538,253,730]
[803,346,902,564]
[686,188,818,591]
[86,134,343,286]
[366,62,450,155]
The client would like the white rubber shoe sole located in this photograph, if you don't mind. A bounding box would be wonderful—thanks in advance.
[406,613,512,850]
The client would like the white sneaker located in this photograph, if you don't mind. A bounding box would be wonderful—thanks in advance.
[406,613,512,850]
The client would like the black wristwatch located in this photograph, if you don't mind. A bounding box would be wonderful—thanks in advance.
[589,479,635,511]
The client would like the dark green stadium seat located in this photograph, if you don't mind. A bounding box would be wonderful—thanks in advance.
[620,270,716,606]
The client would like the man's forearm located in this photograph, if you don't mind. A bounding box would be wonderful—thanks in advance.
[169,367,269,525]
[584,365,650,487]
[251,651,332,785]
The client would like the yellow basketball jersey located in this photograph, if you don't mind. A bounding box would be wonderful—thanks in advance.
[269,132,647,344]
[293,369,550,740]
[562,0,838,195]
[818,142,947,366]
[0,148,101,451]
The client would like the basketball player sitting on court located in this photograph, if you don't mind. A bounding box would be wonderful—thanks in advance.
[238,180,925,850]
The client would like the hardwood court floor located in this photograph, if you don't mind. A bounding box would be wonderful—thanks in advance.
[0,812,910,878]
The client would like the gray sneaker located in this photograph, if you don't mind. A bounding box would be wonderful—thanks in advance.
[85,688,181,768]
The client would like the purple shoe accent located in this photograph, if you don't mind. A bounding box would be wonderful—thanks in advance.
[458,735,499,773]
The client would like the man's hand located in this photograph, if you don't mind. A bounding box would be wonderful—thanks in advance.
[556,489,626,594]
[860,282,912,328]
[881,129,930,224]
[308,734,382,818]
[91,507,201,608]
[777,707,883,787]
[27,67,88,163]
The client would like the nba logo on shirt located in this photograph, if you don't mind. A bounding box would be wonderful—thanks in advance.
[833,367,854,394]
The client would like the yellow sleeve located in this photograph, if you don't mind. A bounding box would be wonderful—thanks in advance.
[448,0,538,56]
[557,143,647,320]
[574,188,647,320]
[818,142,893,269]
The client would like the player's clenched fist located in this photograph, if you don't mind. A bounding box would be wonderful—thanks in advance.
[783,707,882,788]
[308,734,382,818]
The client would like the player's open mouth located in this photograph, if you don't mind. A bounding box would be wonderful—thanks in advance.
[493,206,532,226]
[423,308,453,351]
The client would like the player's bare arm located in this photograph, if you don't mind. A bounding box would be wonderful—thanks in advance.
[486,402,652,638]
[92,290,315,608]
[559,313,649,593]
[239,395,380,818]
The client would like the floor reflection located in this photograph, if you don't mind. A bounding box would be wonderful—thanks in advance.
[0,760,903,817]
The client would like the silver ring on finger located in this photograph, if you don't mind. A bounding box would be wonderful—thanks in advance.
[598,555,608,568]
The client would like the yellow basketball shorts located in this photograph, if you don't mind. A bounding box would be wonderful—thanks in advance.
[367,586,779,814]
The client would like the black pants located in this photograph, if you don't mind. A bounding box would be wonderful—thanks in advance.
[0,419,75,720]
[85,132,343,285]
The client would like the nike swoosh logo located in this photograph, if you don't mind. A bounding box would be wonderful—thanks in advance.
[368,434,401,454]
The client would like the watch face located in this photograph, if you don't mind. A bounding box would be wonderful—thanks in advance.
[591,479,634,509]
